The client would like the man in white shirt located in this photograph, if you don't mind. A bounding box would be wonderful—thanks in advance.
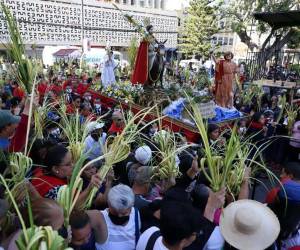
[70,185,141,250]
[136,188,226,250]
[84,121,107,160]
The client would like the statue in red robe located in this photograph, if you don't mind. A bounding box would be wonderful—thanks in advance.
[213,52,239,108]
[131,25,157,85]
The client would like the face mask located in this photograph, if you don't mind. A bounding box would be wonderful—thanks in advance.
[66,88,72,93]
[85,96,91,101]
[95,104,101,109]
[150,128,158,134]
[108,212,129,225]
[239,127,246,134]
[91,132,100,142]
[50,128,60,138]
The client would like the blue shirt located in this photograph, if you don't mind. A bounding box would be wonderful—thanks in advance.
[0,138,9,150]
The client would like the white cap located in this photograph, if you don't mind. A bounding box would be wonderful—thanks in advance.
[86,121,105,134]
[135,146,152,165]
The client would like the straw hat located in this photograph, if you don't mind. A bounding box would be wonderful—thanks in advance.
[220,200,280,250]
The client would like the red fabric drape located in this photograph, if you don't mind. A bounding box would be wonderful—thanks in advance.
[131,41,149,85]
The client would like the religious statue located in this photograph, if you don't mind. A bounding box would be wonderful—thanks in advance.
[101,49,117,88]
[212,51,239,108]
[113,4,166,87]
[131,24,158,85]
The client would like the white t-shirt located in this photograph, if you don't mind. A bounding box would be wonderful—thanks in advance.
[96,208,140,250]
[203,226,225,250]
[136,226,168,250]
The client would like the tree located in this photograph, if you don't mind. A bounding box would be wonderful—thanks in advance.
[221,0,300,53]
[179,0,219,57]
[220,0,300,79]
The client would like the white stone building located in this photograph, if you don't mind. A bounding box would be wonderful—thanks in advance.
[0,0,178,49]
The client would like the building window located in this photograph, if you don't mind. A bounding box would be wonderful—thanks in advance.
[229,38,233,45]
[217,37,223,45]
[223,37,228,45]
[212,36,217,45]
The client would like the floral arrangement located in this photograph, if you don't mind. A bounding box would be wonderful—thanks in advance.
[101,82,144,103]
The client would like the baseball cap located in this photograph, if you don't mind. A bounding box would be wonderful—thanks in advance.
[135,146,152,165]
[0,110,21,128]
[86,121,105,134]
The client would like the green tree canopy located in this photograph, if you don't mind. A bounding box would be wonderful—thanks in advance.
[221,0,300,52]
[179,0,219,57]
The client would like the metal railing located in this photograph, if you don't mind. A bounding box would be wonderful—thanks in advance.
[245,50,300,83]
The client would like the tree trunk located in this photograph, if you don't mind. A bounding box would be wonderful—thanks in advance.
[249,28,296,80]
[237,29,258,51]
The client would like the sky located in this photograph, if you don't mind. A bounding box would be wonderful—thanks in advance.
[164,0,190,10]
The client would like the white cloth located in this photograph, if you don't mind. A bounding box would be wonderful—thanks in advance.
[203,226,225,250]
[84,133,107,160]
[136,226,168,250]
[96,208,140,250]
[101,59,116,87]
[204,60,213,70]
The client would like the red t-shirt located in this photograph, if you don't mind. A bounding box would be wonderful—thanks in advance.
[31,168,67,198]
[63,80,71,90]
[13,87,25,99]
[108,122,124,134]
[49,84,63,95]
[9,114,28,153]
[37,83,48,97]
[77,83,89,96]
[265,177,290,204]
[66,104,76,114]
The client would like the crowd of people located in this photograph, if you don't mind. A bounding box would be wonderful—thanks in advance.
[0,61,299,250]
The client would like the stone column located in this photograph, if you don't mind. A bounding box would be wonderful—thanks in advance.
[134,0,139,7]
[161,0,165,10]
[150,0,155,8]
[154,0,159,9]
[144,0,149,8]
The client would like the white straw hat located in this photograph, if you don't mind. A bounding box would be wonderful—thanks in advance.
[220,199,280,250]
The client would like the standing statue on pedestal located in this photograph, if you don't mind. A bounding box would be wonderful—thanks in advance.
[113,3,166,87]
[131,24,166,88]
[101,48,117,88]
[212,51,239,108]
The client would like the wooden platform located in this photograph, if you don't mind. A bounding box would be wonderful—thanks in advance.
[89,90,246,142]
[247,79,299,89]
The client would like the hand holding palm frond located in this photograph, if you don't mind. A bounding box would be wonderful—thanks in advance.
[0,175,69,250]
[152,130,190,180]
[1,3,36,94]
